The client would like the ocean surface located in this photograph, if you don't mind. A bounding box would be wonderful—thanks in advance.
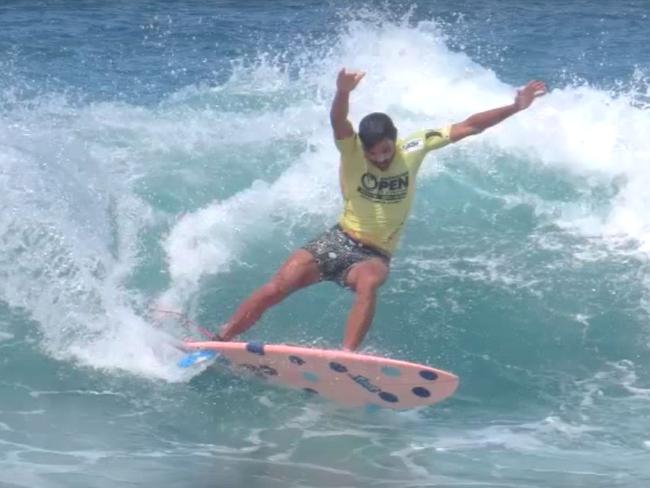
[2,1,650,486]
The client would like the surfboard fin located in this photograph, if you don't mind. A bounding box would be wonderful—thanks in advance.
[177,350,218,368]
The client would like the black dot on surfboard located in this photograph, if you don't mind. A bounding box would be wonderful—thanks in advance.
[412,387,431,398]
[246,341,265,355]
[329,362,348,373]
[419,370,438,381]
[303,388,318,395]
[379,391,399,403]
[289,355,305,366]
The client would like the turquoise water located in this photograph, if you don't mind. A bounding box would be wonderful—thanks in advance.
[2,1,650,486]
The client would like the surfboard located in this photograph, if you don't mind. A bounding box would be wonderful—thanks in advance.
[181,340,459,409]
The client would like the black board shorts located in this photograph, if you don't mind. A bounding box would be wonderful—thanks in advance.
[302,225,391,288]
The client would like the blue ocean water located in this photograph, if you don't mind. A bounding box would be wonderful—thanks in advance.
[2,1,650,486]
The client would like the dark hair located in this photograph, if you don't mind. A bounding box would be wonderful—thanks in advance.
[358,112,397,150]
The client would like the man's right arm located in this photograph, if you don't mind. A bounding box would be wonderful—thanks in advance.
[330,89,354,140]
[449,80,546,143]
[330,68,365,140]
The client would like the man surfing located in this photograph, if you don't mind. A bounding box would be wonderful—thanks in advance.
[213,69,546,350]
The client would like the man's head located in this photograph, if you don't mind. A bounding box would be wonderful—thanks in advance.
[359,112,397,170]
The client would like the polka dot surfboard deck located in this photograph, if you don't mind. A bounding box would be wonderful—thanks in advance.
[182,341,459,409]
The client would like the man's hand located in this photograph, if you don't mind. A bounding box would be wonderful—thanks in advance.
[450,79,547,142]
[515,80,547,111]
[336,68,365,94]
[331,68,364,139]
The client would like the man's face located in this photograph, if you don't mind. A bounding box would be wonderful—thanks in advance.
[364,138,396,170]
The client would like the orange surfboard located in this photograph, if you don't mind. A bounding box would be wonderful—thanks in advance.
[182,341,458,410]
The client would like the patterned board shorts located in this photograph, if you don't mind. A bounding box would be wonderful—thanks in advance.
[302,225,391,288]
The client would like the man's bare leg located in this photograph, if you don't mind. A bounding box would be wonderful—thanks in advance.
[341,258,389,351]
[218,249,320,340]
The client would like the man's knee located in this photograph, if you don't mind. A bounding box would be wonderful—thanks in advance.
[354,274,384,298]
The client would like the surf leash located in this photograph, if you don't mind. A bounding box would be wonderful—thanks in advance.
[149,307,214,339]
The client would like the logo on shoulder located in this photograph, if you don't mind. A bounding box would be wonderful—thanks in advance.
[402,139,423,153]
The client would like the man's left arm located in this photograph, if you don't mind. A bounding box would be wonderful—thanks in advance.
[449,80,547,143]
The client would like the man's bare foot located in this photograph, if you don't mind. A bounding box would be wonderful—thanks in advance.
[211,324,230,341]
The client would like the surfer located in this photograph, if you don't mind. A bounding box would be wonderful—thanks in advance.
[213,69,546,350]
